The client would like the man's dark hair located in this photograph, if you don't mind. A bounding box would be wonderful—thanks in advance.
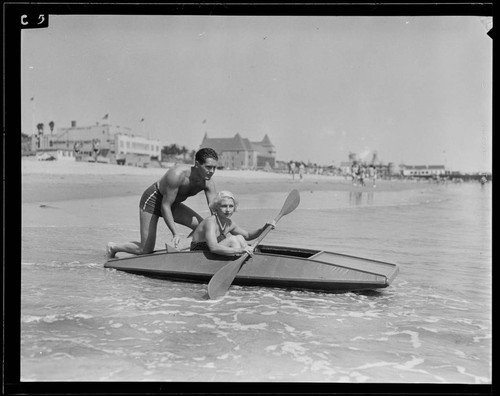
[195,147,219,164]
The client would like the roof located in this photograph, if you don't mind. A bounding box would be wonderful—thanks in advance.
[200,133,274,154]
[261,134,273,146]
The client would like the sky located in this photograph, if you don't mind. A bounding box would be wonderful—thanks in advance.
[21,14,492,172]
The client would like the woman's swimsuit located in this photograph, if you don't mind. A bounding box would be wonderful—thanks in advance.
[190,215,228,251]
[139,182,163,216]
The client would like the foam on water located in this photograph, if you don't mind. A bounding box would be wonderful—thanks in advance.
[20,183,491,382]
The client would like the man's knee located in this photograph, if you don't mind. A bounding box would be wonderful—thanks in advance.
[140,247,154,255]
[139,241,155,255]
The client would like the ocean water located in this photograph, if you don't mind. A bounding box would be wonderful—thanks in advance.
[20,181,491,383]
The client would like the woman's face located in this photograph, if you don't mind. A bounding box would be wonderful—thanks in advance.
[216,198,235,218]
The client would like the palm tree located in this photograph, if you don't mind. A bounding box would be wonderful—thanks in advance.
[36,123,44,135]
[49,121,55,135]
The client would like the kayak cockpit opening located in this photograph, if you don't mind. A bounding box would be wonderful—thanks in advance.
[255,244,321,258]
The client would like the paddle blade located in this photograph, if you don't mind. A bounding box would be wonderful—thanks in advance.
[277,189,300,220]
[207,254,248,299]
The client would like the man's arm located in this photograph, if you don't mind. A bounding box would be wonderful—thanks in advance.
[160,169,183,246]
[204,178,217,213]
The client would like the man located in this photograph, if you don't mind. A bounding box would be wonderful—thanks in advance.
[106,147,218,258]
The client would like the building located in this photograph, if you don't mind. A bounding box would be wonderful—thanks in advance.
[33,121,162,165]
[339,161,352,176]
[401,165,450,178]
[114,133,162,166]
[200,133,276,170]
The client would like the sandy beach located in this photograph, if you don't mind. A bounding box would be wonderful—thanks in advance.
[21,157,423,204]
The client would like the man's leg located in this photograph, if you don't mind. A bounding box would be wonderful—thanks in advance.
[106,210,159,258]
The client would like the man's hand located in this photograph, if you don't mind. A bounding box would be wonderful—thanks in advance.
[172,235,181,249]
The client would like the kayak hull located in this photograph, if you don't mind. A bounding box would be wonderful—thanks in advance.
[104,244,399,293]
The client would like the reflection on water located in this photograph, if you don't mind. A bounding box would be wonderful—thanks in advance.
[349,191,374,206]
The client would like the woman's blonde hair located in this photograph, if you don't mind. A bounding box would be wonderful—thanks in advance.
[209,190,238,212]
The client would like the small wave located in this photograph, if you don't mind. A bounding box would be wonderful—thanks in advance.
[21,312,93,324]
[381,330,422,349]
[457,366,490,384]
[21,260,100,268]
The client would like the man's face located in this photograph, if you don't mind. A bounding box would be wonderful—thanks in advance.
[197,158,217,180]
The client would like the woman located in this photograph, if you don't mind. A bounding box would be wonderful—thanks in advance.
[190,191,275,256]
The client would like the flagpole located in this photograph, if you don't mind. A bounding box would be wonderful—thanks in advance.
[31,97,35,136]
[31,97,36,151]
[140,118,148,140]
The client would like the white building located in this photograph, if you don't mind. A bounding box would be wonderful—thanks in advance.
[34,121,162,165]
[114,133,162,165]
[401,165,450,178]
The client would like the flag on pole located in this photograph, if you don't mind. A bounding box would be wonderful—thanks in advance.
[102,113,109,120]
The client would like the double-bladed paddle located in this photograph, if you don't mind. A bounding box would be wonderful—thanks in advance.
[207,189,300,299]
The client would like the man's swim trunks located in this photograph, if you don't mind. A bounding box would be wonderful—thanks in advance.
[139,182,163,216]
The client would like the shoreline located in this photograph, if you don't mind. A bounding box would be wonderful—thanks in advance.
[21,157,428,204]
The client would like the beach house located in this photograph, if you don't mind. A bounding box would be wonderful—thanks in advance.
[401,165,449,178]
[199,133,276,170]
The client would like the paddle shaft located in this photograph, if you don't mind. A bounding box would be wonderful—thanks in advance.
[207,189,300,299]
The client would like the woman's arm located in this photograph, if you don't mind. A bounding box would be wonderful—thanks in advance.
[231,221,276,241]
[204,221,246,256]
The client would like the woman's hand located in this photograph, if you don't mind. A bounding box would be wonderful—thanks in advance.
[244,246,254,256]
[265,220,276,229]
[237,246,254,256]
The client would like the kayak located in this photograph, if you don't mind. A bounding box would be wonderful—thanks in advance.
[104,244,399,293]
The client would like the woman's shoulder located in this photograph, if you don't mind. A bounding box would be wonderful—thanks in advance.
[202,215,217,227]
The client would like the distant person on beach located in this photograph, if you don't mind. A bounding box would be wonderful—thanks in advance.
[190,190,275,256]
[351,162,358,186]
[298,163,305,181]
[358,166,366,187]
[106,147,219,258]
[92,139,100,162]
[480,175,488,185]
[289,160,296,180]
[368,165,377,188]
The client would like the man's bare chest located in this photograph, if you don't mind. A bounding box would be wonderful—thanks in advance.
[176,181,205,201]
